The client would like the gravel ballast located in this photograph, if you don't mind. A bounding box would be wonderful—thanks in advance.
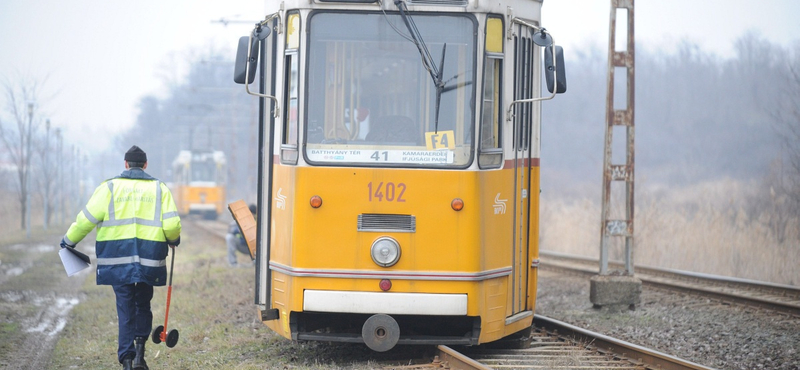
[534,270,800,370]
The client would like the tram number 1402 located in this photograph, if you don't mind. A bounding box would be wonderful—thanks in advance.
[367,182,407,202]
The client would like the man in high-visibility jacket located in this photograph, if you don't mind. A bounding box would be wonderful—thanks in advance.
[61,145,181,370]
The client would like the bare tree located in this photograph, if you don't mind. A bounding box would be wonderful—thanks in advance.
[0,75,47,230]
[34,118,57,228]
[118,45,259,202]
[764,43,800,241]
[775,46,800,197]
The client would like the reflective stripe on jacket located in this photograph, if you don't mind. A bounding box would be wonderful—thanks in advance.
[62,168,181,286]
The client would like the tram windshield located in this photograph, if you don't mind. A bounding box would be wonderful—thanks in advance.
[305,12,476,167]
[190,160,215,182]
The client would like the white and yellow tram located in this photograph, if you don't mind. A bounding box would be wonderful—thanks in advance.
[172,150,227,220]
[232,0,566,352]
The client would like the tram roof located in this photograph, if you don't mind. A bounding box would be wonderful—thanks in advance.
[173,150,226,166]
[274,0,543,19]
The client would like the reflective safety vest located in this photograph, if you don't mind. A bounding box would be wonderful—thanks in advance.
[62,168,181,286]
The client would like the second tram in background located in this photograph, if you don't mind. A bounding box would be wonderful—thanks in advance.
[171,150,226,220]
[232,0,566,352]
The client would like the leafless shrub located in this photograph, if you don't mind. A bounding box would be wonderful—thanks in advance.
[540,179,799,285]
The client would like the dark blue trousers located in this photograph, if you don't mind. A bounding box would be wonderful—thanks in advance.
[112,283,154,363]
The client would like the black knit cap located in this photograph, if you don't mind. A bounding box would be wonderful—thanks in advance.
[124,145,147,163]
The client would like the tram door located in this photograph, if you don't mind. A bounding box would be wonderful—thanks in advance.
[510,25,537,315]
[255,17,279,309]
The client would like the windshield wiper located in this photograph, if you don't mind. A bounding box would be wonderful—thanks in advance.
[394,0,446,132]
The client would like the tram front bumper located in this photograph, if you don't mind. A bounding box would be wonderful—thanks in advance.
[303,290,467,315]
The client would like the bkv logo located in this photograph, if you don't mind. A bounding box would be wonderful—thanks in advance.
[493,193,507,215]
[276,188,287,210]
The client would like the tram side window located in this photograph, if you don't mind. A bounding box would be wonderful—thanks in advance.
[479,16,504,168]
[173,164,185,184]
[479,57,502,168]
[282,13,300,164]
[214,160,226,184]
[283,54,299,147]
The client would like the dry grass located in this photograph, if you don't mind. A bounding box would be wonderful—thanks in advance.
[540,179,800,286]
[45,223,429,370]
[45,225,286,369]
[45,225,325,369]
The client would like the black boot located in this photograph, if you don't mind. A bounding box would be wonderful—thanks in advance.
[133,337,149,370]
[122,357,133,370]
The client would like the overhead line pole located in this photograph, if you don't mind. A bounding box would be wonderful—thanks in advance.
[591,0,642,309]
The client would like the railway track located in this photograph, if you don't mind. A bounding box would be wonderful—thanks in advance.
[395,315,712,369]
[539,250,800,317]
[192,219,229,238]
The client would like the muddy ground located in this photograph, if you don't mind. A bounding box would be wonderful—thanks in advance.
[2,222,438,370]
[0,226,86,370]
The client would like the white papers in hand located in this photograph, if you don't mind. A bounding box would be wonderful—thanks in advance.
[59,248,91,277]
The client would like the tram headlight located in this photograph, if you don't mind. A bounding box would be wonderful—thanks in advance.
[371,237,401,268]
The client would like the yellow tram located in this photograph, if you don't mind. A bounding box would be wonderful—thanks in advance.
[233,0,566,351]
[171,150,226,220]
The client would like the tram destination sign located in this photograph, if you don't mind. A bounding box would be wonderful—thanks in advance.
[308,148,454,164]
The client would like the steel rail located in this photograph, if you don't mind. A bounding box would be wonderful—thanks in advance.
[539,250,800,316]
[436,345,493,370]
[533,315,715,370]
[541,250,800,293]
[191,219,229,240]
[459,315,714,369]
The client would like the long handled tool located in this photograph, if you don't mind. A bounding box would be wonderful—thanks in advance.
[152,246,179,348]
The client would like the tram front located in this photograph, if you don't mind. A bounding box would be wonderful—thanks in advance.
[234,0,565,352]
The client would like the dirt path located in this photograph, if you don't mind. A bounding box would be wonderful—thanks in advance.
[0,230,92,370]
